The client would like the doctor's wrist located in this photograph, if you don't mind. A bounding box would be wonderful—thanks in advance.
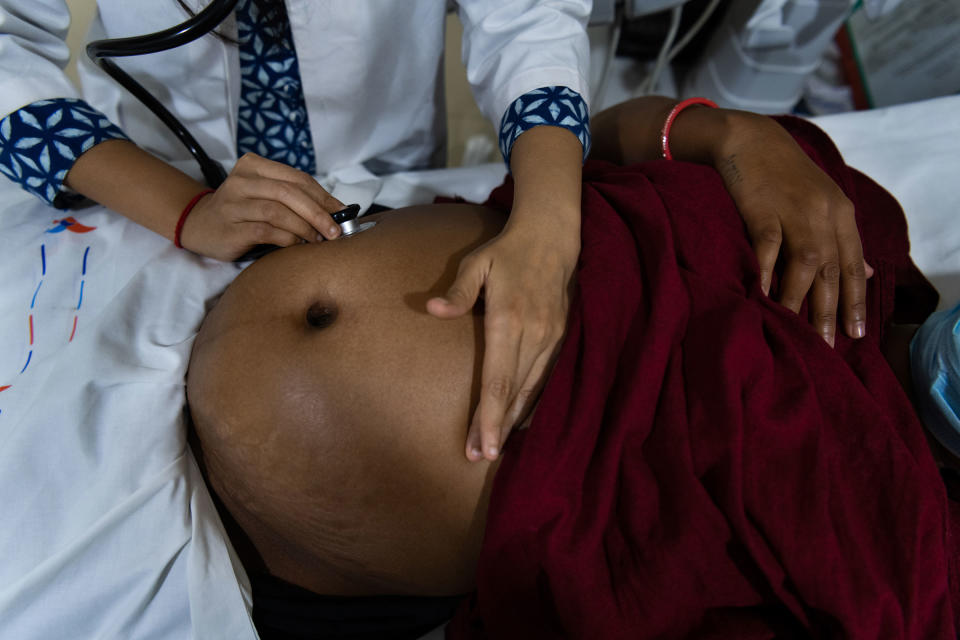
[64,138,211,242]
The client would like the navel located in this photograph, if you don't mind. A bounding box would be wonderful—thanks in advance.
[305,302,338,329]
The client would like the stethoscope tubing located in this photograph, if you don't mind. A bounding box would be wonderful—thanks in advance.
[85,0,240,188]
[84,0,367,261]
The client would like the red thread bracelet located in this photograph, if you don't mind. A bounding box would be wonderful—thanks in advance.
[173,188,214,249]
[660,97,718,161]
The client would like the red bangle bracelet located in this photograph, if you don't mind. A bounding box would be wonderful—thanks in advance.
[660,97,718,161]
[173,188,215,249]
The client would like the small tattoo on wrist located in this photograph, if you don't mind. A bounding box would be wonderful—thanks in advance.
[719,154,743,187]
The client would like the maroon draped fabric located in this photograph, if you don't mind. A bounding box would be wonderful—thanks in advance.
[450,117,956,638]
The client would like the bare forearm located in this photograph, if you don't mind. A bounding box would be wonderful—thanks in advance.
[593,96,873,347]
[507,125,583,253]
[64,139,207,242]
[435,124,584,462]
[591,95,740,167]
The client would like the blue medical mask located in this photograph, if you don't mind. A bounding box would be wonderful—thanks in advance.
[911,301,960,457]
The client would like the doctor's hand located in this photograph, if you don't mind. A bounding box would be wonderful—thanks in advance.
[180,153,346,261]
[713,112,873,347]
[427,220,577,462]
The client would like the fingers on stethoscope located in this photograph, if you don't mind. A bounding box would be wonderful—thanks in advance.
[242,221,302,249]
[241,199,320,243]
[234,153,346,240]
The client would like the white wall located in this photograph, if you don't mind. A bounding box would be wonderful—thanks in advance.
[64,0,97,86]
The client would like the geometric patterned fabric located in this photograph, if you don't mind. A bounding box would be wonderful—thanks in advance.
[0,15,590,207]
[0,98,129,207]
[235,0,316,174]
[499,85,591,167]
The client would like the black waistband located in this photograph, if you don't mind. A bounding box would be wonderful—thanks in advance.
[250,571,463,640]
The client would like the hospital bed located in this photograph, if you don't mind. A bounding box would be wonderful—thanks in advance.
[1,94,958,639]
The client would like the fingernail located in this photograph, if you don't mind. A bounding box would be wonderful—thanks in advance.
[469,446,482,460]
[486,445,499,459]
[824,333,835,348]
[853,321,866,339]
[328,225,340,238]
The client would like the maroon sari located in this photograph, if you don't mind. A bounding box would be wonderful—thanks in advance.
[451,117,955,639]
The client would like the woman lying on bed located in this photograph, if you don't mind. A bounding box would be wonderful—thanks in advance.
[186,98,960,639]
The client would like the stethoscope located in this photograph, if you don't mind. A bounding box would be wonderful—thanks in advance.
[85,0,371,244]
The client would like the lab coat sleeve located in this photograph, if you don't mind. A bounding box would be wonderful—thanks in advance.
[0,98,129,206]
[456,0,591,130]
[0,1,131,207]
[0,0,81,118]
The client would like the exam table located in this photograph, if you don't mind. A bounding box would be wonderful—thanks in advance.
[1,95,958,639]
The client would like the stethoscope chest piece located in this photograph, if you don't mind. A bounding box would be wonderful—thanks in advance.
[337,219,377,238]
[331,204,375,238]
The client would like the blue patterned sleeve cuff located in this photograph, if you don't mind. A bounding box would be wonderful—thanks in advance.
[0,98,129,208]
[498,86,590,167]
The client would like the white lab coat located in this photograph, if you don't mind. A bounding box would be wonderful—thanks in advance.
[0,0,590,178]
[0,3,589,638]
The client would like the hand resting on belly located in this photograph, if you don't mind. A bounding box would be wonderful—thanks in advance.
[187,204,512,597]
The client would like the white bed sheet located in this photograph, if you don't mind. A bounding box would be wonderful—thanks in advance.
[810,95,960,309]
[0,95,957,639]
[0,161,505,640]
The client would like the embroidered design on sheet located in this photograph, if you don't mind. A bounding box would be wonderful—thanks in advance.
[236,0,317,174]
[2,243,92,416]
[70,247,91,343]
[47,217,97,234]
[19,244,48,376]
[499,86,591,166]
[0,98,129,206]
